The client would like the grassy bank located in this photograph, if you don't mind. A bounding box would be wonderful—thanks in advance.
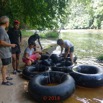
[60,31,103,58]
[21,30,59,39]
[21,29,103,58]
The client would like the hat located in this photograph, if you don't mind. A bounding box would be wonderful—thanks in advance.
[14,20,20,24]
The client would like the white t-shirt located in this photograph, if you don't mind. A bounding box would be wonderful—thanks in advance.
[64,40,73,48]
[24,47,34,57]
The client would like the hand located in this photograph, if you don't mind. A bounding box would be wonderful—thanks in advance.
[31,59,34,62]
[11,44,16,48]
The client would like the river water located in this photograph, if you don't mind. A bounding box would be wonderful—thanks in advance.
[48,44,103,103]
[64,86,103,103]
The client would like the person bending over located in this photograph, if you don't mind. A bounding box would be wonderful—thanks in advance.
[22,42,41,66]
[57,39,74,63]
[28,31,43,50]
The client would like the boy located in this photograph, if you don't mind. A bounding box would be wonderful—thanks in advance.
[22,42,41,66]
[57,39,74,63]
[28,31,43,50]
[8,20,22,74]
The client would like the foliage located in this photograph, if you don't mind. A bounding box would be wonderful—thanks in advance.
[64,0,103,29]
[0,0,69,29]
[40,31,59,38]
[97,55,103,61]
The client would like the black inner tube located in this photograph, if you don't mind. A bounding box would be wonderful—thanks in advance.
[75,65,99,74]
[35,72,68,86]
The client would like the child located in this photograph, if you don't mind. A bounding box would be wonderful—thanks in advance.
[22,42,41,66]
[57,39,74,63]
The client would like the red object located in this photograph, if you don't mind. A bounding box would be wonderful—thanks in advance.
[14,20,20,24]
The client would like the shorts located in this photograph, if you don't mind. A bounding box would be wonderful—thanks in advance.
[1,57,11,65]
[22,54,39,64]
[65,46,74,53]
[11,44,21,54]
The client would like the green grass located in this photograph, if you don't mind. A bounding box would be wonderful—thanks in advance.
[21,30,33,37]
[21,30,59,39]
[40,31,59,39]
[60,31,103,58]
[97,55,103,60]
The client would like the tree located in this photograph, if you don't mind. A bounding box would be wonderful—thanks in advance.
[0,0,69,29]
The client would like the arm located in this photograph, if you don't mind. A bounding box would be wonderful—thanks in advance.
[60,46,63,54]
[0,40,16,47]
[19,30,22,43]
[38,38,43,50]
[64,47,70,58]
[33,51,42,54]
[25,53,34,61]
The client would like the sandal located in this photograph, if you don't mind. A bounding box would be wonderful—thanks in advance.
[6,77,13,80]
[2,81,13,86]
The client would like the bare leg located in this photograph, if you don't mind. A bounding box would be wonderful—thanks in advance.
[16,54,20,70]
[70,52,73,63]
[26,61,32,66]
[12,54,16,70]
[1,65,7,82]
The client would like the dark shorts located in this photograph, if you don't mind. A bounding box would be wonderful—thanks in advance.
[65,46,74,53]
[11,45,21,54]
[1,57,11,65]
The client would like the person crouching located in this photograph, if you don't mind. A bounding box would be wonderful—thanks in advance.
[22,42,41,66]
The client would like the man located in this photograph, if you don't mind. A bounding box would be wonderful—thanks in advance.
[0,16,16,85]
[57,39,74,63]
[8,20,22,74]
[28,31,43,50]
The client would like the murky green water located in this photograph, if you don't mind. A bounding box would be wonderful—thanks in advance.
[64,86,103,103]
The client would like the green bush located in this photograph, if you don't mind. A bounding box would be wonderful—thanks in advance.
[97,55,103,61]
[40,31,59,39]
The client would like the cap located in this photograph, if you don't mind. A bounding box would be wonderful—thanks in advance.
[14,20,20,24]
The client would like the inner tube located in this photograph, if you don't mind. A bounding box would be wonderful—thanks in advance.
[50,54,64,64]
[41,54,50,60]
[70,65,103,87]
[28,71,75,103]
[51,65,73,73]
[51,60,73,73]
[22,65,49,79]
[41,59,52,66]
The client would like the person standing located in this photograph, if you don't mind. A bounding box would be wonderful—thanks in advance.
[0,16,16,85]
[8,20,22,74]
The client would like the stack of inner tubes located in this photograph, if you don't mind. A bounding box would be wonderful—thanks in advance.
[50,54,74,73]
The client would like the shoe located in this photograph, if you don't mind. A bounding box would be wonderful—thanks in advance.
[16,69,22,73]
[6,77,13,80]
[13,70,17,74]
[73,56,77,63]
[2,81,13,86]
